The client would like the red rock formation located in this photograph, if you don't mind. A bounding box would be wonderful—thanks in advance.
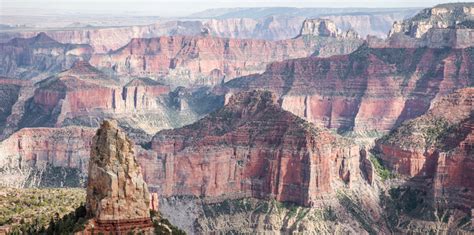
[376,88,474,210]
[22,61,170,128]
[90,31,362,85]
[0,126,95,187]
[146,90,362,206]
[225,46,473,132]
[84,120,153,234]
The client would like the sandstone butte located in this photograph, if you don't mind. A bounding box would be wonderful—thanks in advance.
[143,90,368,206]
[84,119,153,234]
[376,88,474,211]
[0,33,92,79]
[89,19,363,85]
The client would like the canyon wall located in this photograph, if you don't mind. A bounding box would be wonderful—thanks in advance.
[146,91,366,206]
[376,88,473,210]
[0,126,94,188]
[90,28,363,85]
[225,46,473,132]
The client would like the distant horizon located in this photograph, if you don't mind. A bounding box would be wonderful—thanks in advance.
[0,0,467,17]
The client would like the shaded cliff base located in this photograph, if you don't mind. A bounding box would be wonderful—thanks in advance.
[159,182,473,234]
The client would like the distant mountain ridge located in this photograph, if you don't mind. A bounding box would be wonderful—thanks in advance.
[188,7,420,19]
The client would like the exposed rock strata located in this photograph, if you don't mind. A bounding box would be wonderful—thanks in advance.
[147,90,364,206]
[225,46,473,132]
[90,25,363,85]
[376,88,474,210]
[0,126,94,187]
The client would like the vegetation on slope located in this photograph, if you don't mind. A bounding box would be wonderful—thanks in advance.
[0,188,85,233]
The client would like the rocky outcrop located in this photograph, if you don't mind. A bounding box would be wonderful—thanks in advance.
[0,33,92,79]
[298,19,359,39]
[376,88,473,210]
[91,30,362,85]
[147,90,363,206]
[380,3,474,48]
[85,119,153,232]
[225,45,473,132]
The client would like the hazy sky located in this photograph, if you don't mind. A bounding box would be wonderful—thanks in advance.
[0,0,466,17]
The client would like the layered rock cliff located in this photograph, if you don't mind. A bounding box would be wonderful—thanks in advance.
[146,90,364,206]
[379,3,474,48]
[225,45,473,132]
[0,33,92,79]
[90,28,363,85]
[375,88,473,210]
[0,126,94,188]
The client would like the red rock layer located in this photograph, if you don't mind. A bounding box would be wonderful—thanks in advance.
[376,88,474,210]
[146,90,362,206]
[225,46,473,132]
[0,127,95,173]
[90,34,362,84]
[24,62,170,127]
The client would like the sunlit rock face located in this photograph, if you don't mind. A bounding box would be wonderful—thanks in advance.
[147,90,363,206]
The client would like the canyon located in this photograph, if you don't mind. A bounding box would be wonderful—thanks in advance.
[0,3,472,234]
[225,46,473,132]
[0,8,418,53]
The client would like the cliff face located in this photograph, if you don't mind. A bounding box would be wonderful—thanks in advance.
[146,91,363,206]
[0,126,94,188]
[90,31,363,85]
[376,88,473,210]
[380,3,474,48]
[0,33,92,79]
[225,46,473,132]
[16,61,174,134]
